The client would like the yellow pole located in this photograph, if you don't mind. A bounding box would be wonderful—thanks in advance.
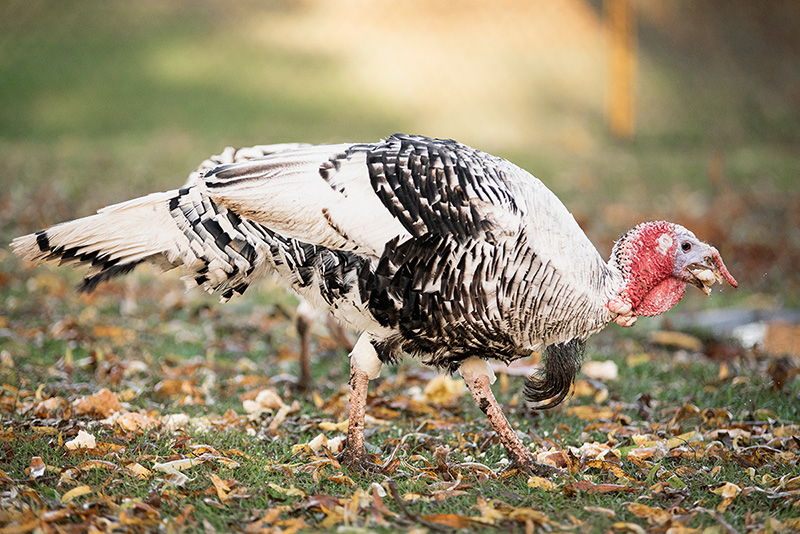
[606,0,637,138]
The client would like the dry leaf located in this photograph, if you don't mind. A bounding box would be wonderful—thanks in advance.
[584,506,615,518]
[125,462,152,479]
[327,472,355,486]
[611,522,647,534]
[267,483,307,498]
[711,481,741,512]
[73,388,122,418]
[419,513,479,528]
[626,503,672,525]
[243,388,285,417]
[92,324,135,344]
[423,374,465,405]
[582,360,619,380]
[117,412,160,433]
[208,473,231,502]
[28,457,46,479]
[162,413,190,429]
[154,457,205,473]
[60,484,91,503]
[35,397,67,417]
[77,460,119,471]
[65,430,97,450]
[566,405,616,421]
[625,353,651,367]
[527,476,556,490]
[319,421,348,432]
[650,331,703,351]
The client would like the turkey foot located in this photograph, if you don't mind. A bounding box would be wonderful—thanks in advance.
[336,443,384,474]
[499,456,564,478]
[461,358,560,478]
[607,298,637,327]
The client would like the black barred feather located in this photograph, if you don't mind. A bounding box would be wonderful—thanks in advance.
[78,260,144,293]
[524,339,586,409]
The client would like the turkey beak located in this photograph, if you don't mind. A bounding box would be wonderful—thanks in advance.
[686,246,738,296]
[687,262,716,296]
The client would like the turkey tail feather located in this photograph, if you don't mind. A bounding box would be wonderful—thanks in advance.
[524,339,586,409]
[11,191,187,292]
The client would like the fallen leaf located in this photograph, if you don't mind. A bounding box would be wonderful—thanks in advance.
[527,476,556,490]
[582,360,619,380]
[242,388,285,416]
[267,403,293,431]
[125,462,152,478]
[154,457,205,473]
[650,331,703,351]
[64,430,97,450]
[73,388,122,418]
[584,506,615,518]
[154,378,199,399]
[208,473,231,502]
[28,457,46,479]
[711,481,741,512]
[419,513,479,528]
[611,522,647,534]
[162,413,190,429]
[77,460,119,471]
[565,481,636,494]
[268,483,307,498]
[319,421,348,432]
[475,497,506,524]
[535,449,570,468]
[566,405,616,421]
[625,353,651,367]
[60,484,91,503]
[423,374,465,405]
[35,397,67,417]
[626,503,672,525]
[117,412,160,433]
[92,324,135,344]
[327,472,355,486]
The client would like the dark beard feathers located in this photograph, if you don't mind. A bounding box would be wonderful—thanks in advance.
[524,339,587,409]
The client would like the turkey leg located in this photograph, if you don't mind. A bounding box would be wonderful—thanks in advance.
[339,333,383,471]
[460,357,561,477]
[295,307,313,391]
[295,301,354,391]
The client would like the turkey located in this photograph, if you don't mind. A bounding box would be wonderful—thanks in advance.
[11,133,738,475]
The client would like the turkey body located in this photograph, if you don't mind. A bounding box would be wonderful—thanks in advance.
[12,134,737,475]
[186,134,620,371]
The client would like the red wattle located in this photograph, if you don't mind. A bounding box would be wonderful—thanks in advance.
[632,277,687,316]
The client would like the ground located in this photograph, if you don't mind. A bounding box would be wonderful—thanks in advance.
[0,263,798,533]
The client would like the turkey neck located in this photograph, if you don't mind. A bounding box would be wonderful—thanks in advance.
[501,230,622,352]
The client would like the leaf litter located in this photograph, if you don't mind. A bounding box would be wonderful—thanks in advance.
[0,269,799,532]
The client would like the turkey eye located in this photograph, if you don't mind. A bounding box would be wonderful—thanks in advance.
[681,242,692,252]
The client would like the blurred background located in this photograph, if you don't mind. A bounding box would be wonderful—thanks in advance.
[1,0,798,351]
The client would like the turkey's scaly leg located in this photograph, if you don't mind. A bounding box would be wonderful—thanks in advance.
[296,301,354,391]
[339,333,383,471]
[460,357,561,477]
[326,315,355,353]
[295,303,314,391]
